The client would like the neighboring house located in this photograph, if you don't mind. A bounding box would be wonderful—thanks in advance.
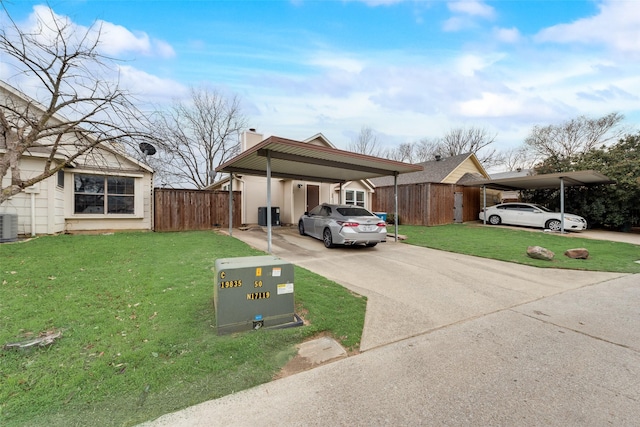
[488,168,533,203]
[0,81,154,237]
[370,153,491,225]
[209,130,375,225]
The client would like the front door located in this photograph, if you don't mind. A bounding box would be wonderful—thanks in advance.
[307,185,319,212]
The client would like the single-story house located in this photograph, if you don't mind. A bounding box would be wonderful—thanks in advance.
[209,130,375,225]
[0,81,154,238]
[370,153,492,225]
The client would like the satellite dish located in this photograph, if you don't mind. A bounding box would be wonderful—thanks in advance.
[139,142,156,156]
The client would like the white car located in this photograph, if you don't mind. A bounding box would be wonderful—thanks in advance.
[479,202,587,231]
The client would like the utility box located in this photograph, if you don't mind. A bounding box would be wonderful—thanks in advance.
[214,255,295,335]
[258,207,280,226]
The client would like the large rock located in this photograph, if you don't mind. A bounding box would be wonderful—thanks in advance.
[565,248,589,259]
[526,245,555,261]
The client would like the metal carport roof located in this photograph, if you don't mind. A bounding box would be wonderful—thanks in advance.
[216,136,424,252]
[463,170,615,191]
[216,136,423,182]
[464,170,615,233]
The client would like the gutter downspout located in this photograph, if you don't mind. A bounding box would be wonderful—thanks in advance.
[31,192,36,237]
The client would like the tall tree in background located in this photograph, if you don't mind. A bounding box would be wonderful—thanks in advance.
[499,146,538,172]
[386,138,440,163]
[347,126,384,157]
[0,5,154,204]
[152,87,247,188]
[523,133,639,230]
[437,126,501,168]
[524,112,624,159]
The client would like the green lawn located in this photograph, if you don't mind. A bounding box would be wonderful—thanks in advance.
[399,223,640,273]
[0,232,366,427]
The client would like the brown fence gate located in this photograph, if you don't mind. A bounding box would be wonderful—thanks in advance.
[372,183,480,226]
[154,189,241,232]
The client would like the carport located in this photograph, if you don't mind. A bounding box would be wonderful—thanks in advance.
[216,136,423,252]
[465,170,615,233]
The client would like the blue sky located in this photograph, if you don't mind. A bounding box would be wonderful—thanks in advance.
[2,1,639,158]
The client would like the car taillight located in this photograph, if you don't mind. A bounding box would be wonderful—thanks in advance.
[377,222,386,227]
[337,221,359,227]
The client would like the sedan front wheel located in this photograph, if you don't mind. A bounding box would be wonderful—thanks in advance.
[323,228,334,248]
[546,219,562,231]
[298,221,305,236]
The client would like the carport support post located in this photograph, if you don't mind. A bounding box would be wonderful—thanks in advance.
[228,175,233,236]
[394,172,399,242]
[339,182,343,204]
[266,150,272,253]
[482,185,487,225]
[560,177,565,234]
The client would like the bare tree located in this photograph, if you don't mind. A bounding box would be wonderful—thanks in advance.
[437,126,500,167]
[524,112,625,159]
[0,6,154,205]
[151,87,247,188]
[497,146,538,172]
[347,126,384,157]
[412,138,437,163]
[385,142,415,163]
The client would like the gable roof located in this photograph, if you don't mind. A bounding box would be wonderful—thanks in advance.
[1,79,153,173]
[370,152,486,187]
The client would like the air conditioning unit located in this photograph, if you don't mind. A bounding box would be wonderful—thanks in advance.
[0,214,18,242]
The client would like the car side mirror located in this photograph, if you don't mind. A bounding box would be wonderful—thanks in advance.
[304,211,309,216]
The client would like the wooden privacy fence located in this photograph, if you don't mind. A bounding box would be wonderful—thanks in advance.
[372,183,481,226]
[154,189,241,232]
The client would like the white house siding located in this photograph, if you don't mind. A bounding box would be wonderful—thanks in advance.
[0,157,66,236]
[239,175,285,225]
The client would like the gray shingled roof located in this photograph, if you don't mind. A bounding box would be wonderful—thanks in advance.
[370,153,474,187]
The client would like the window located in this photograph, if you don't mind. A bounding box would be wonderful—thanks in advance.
[345,190,365,207]
[57,170,64,188]
[74,174,135,214]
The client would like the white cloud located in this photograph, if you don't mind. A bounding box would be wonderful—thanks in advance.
[535,0,640,54]
[455,53,505,77]
[448,1,495,19]
[118,66,187,100]
[443,1,495,32]
[96,21,175,58]
[442,16,468,32]
[493,27,521,44]
[23,5,175,59]
[308,53,365,73]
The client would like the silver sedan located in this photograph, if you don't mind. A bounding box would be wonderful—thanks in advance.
[298,203,387,248]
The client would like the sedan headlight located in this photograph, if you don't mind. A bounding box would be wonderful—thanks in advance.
[565,216,585,223]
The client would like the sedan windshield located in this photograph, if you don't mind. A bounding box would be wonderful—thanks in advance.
[336,207,373,217]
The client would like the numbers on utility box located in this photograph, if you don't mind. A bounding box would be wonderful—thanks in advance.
[219,280,242,289]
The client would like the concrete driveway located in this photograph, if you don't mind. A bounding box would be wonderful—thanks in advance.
[142,227,640,426]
